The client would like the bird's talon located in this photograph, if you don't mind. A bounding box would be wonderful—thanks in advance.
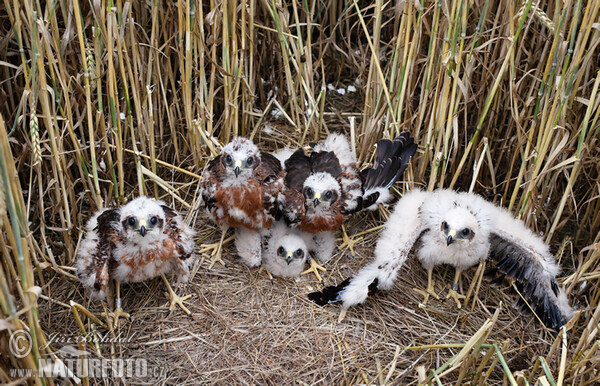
[301,259,326,282]
[339,225,363,255]
[200,235,233,269]
[446,289,465,309]
[102,307,130,329]
[205,248,226,269]
[414,282,439,305]
[163,291,193,315]
[265,269,274,283]
[414,290,430,306]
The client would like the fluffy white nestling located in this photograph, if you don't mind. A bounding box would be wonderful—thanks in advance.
[261,220,336,278]
[309,189,575,332]
[262,221,309,278]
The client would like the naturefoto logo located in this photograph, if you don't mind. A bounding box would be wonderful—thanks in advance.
[8,329,163,380]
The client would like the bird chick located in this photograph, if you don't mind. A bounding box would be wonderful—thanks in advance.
[309,189,575,332]
[76,196,196,317]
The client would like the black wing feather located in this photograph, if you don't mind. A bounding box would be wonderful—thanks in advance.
[310,151,343,178]
[260,151,283,177]
[284,149,312,192]
[362,132,417,191]
[206,154,222,175]
[486,233,571,332]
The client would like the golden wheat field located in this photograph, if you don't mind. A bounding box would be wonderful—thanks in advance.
[1,0,599,384]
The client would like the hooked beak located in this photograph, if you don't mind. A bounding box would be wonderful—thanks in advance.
[139,219,148,237]
[313,192,321,207]
[234,160,242,177]
[286,251,293,265]
[446,229,456,246]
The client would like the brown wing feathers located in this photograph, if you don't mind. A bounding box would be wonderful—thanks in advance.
[258,152,284,220]
[83,209,121,294]
[284,149,315,192]
[161,205,193,260]
[310,151,343,177]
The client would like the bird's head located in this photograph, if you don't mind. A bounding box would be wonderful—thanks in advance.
[120,197,165,243]
[440,208,478,247]
[221,137,260,180]
[276,234,307,265]
[302,172,341,211]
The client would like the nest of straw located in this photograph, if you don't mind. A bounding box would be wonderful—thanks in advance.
[1,0,599,384]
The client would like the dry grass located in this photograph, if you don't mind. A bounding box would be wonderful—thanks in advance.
[1,0,599,384]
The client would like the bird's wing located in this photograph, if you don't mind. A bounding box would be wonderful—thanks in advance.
[96,208,122,240]
[284,149,312,192]
[356,132,418,212]
[259,151,283,179]
[310,151,343,178]
[282,150,312,224]
[257,152,284,219]
[309,189,428,307]
[76,208,122,299]
[160,205,195,260]
[486,229,574,332]
[201,155,222,210]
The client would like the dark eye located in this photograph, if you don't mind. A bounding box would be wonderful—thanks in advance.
[324,191,332,200]
[295,249,303,257]
[442,221,449,231]
[225,154,233,165]
[461,228,471,237]
[150,216,158,225]
[305,188,313,198]
[128,217,136,226]
[246,157,253,166]
[277,246,285,256]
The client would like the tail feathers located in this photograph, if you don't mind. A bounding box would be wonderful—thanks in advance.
[308,278,379,306]
[487,234,575,332]
[308,278,351,305]
[360,132,417,210]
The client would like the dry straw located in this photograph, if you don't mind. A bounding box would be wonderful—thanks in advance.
[0,0,599,384]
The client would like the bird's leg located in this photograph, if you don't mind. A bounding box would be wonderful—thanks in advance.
[101,280,130,329]
[199,228,233,268]
[161,274,193,316]
[301,255,327,283]
[338,224,363,256]
[414,268,440,306]
[446,269,465,309]
[262,266,274,283]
